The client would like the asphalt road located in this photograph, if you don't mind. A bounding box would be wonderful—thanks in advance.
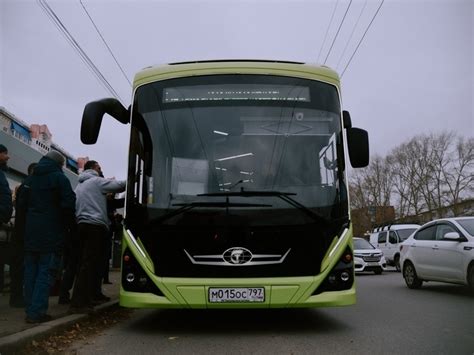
[70,271,474,355]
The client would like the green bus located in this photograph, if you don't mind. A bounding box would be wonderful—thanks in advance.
[81,60,369,309]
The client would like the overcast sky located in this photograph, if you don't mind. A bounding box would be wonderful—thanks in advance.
[1,0,472,180]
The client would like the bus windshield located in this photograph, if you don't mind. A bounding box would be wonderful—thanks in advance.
[128,74,347,226]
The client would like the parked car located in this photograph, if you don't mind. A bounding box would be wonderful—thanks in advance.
[353,237,386,274]
[400,217,474,293]
[369,223,420,271]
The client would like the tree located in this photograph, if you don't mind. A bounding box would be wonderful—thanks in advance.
[354,131,474,221]
[443,136,474,211]
[349,155,392,210]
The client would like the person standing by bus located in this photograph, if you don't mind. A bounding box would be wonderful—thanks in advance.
[0,144,13,293]
[9,162,38,308]
[69,160,125,313]
[20,151,76,323]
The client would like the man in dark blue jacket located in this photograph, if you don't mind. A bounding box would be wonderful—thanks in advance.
[0,144,13,292]
[18,151,76,323]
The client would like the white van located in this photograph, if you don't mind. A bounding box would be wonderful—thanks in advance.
[369,224,420,271]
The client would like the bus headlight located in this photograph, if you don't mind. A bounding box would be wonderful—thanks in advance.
[313,247,354,295]
[122,248,164,296]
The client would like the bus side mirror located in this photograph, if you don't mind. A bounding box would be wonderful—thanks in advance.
[81,98,130,144]
[347,127,369,168]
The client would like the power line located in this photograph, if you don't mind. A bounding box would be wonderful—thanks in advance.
[336,0,368,71]
[79,0,132,87]
[37,0,123,102]
[317,0,340,64]
[323,0,353,65]
[341,0,385,78]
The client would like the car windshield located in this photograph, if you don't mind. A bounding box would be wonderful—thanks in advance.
[456,218,474,236]
[353,238,374,250]
[397,228,418,240]
[128,74,348,226]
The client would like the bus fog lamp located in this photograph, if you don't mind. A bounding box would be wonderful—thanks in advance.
[126,273,135,283]
[328,275,336,284]
[340,271,350,282]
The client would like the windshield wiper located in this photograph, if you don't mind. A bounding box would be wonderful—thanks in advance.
[198,190,329,224]
[150,200,272,225]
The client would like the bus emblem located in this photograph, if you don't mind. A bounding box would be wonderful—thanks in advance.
[223,247,253,265]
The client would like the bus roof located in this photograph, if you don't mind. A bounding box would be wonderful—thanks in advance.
[133,60,341,89]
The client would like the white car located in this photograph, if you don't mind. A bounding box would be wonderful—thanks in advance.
[369,223,420,271]
[400,217,474,293]
[353,237,386,274]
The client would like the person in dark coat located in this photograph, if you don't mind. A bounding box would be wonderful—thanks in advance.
[0,144,13,292]
[9,162,37,307]
[0,144,12,224]
[19,151,76,323]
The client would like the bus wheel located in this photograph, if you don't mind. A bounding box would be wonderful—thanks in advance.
[403,261,422,289]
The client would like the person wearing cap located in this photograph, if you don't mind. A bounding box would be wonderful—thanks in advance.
[17,150,76,323]
[0,144,13,293]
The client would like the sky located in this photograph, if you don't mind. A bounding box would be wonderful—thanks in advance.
[1,0,473,180]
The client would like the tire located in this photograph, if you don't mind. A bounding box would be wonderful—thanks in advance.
[394,255,401,272]
[403,261,423,289]
[468,264,474,295]
[374,269,383,275]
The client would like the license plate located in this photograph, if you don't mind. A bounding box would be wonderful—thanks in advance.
[368,262,379,266]
[209,287,265,303]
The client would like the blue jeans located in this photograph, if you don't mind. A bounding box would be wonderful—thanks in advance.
[24,252,61,320]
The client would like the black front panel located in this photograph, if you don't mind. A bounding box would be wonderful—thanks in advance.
[140,223,335,278]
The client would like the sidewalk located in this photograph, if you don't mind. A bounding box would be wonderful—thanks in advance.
[0,270,120,352]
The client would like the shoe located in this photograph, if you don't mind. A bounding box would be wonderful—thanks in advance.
[25,314,52,324]
[68,306,95,315]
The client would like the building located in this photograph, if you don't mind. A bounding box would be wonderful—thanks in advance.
[0,106,84,190]
[351,205,396,237]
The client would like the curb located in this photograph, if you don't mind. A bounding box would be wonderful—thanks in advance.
[0,300,119,354]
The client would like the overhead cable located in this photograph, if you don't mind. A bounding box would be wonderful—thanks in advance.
[317,0,340,64]
[37,0,123,102]
[341,0,385,78]
[336,0,368,71]
[79,0,132,87]
[323,0,353,65]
